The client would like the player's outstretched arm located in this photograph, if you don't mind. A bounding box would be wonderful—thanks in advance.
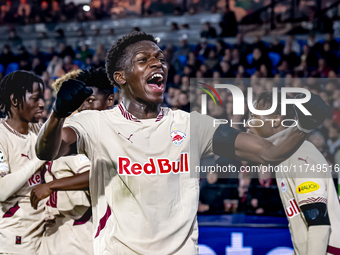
[214,93,331,165]
[300,203,331,255]
[235,127,307,165]
[0,158,45,201]
[36,80,93,160]
[30,171,89,209]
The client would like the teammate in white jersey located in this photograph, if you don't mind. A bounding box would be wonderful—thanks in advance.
[0,71,46,254]
[246,91,340,255]
[35,32,330,255]
[30,68,114,255]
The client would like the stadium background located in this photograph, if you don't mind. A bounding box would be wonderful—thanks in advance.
[0,0,339,254]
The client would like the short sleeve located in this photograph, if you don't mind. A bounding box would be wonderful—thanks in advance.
[291,149,328,207]
[190,111,219,158]
[0,140,9,179]
[66,154,91,175]
[64,111,98,159]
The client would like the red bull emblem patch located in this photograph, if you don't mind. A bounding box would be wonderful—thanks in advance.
[171,130,186,147]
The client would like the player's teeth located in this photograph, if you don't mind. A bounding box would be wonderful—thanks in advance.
[150,74,163,80]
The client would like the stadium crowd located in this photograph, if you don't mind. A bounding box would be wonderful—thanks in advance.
[0,0,221,25]
[0,24,340,217]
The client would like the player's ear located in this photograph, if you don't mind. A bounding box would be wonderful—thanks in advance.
[10,94,18,107]
[114,71,126,87]
[107,94,114,107]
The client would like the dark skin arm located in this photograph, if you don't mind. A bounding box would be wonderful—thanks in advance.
[36,111,77,160]
[30,171,89,209]
[234,127,307,165]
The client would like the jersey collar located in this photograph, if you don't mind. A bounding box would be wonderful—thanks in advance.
[118,102,167,123]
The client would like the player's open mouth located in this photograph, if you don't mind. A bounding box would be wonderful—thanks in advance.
[147,73,164,92]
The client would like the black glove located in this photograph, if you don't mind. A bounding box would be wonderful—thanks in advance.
[294,92,332,133]
[53,79,93,118]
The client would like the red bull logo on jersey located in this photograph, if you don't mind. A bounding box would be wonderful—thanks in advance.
[28,172,41,187]
[171,130,186,147]
[118,153,189,175]
[285,198,300,218]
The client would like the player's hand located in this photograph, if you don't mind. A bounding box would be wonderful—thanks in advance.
[30,183,53,209]
[53,79,93,118]
[294,92,332,132]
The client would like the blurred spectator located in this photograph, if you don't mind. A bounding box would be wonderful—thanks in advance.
[204,49,219,70]
[8,29,22,47]
[147,0,163,16]
[219,61,234,78]
[216,40,227,58]
[17,45,31,71]
[270,37,284,55]
[250,48,271,70]
[77,43,93,63]
[200,22,217,39]
[321,42,338,70]
[0,45,16,69]
[161,0,175,15]
[170,22,179,32]
[95,44,107,63]
[195,38,210,59]
[327,124,340,157]
[56,56,79,77]
[253,36,268,55]
[311,58,331,78]
[234,34,250,64]
[187,52,202,71]
[45,47,57,62]
[58,43,75,59]
[44,87,55,116]
[17,0,31,24]
[1,1,16,24]
[220,6,238,37]
[198,172,229,214]
[32,57,46,76]
[91,55,105,69]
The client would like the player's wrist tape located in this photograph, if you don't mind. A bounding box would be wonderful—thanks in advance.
[296,121,311,134]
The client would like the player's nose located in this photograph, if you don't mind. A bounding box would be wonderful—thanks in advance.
[38,98,45,109]
[149,58,162,68]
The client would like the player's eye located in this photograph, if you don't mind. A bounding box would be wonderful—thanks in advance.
[159,58,165,63]
[138,58,147,62]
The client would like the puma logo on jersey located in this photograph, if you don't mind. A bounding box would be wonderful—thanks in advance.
[285,198,300,218]
[298,157,308,164]
[21,154,30,160]
[118,132,133,143]
[118,153,189,175]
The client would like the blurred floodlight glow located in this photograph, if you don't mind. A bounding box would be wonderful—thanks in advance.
[83,5,90,12]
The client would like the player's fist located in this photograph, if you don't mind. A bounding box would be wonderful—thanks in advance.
[294,92,332,133]
[53,79,93,118]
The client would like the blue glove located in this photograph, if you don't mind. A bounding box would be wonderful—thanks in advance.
[53,79,93,118]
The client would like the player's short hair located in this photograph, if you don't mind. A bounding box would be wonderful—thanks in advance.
[76,67,114,97]
[255,91,296,125]
[52,69,82,93]
[52,68,114,97]
[0,71,44,117]
[106,31,158,88]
